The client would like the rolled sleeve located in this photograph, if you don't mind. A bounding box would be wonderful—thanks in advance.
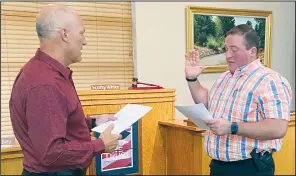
[258,74,292,121]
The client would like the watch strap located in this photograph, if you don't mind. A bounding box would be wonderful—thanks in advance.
[186,77,197,82]
[231,122,238,134]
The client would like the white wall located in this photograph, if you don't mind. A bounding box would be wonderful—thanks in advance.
[133,2,295,118]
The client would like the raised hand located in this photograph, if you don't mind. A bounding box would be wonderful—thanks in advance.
[185,50,206,79]
[99,124,122,153]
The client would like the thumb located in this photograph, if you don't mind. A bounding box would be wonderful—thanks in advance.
[105,123,115,132]
[200,66,207,72]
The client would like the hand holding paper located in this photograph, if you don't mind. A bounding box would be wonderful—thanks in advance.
[91,104,152,134]
[204,117,232,136]
[99,123,122,153]
[175,103,213,129]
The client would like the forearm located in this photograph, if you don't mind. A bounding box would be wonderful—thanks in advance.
[187,79,209,107]
[237,119,289,140]
[39,138,105,169]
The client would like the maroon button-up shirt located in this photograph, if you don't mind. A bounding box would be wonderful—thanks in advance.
[9,49,105,172]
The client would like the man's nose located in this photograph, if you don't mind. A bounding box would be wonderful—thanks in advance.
[83,38,87,45]
[225,50,232,59]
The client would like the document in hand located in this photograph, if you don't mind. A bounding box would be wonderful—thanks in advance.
[91,104,152,134]
[175,103,213,130]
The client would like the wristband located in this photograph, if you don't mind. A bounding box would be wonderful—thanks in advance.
[186,77,197,82]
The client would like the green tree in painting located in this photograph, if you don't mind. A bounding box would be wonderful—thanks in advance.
[254,18,266,49]
[246,20,253,28]
[217,16,235,37]
[206,16,235,51]
[207,17,225,50]
[193,14,216,47]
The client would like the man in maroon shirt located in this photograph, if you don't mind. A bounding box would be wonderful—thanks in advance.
[9,4,122,175]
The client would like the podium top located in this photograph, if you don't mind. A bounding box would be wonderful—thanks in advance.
[77,88,175,96]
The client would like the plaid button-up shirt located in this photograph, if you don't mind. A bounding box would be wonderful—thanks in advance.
[204,59,292,161]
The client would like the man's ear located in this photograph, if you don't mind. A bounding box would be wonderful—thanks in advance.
[250,47,257,57]
[60,28,69,43]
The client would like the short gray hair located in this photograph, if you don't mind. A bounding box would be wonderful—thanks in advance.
[36,4,76,38]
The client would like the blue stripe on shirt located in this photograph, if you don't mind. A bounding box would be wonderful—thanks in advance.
[241,73,270,159]
[212,76,232,160]
[279,74,291,112]
[226,66,260,160]
[258,96,266,119]
[206,72,230,156]
[220,76,241,161]
[270,80,282,119]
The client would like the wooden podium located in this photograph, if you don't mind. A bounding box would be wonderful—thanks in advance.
[1,89,176,175]
[78,89,176,175]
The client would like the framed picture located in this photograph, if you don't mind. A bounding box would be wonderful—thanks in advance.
[186,6,272,73]
[94,121,140,175]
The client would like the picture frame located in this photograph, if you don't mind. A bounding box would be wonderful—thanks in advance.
[186,6,272,73]
[93,121,140,175]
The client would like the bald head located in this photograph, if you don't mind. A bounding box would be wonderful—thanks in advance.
[36,4,86,66]
[36,4,79,39]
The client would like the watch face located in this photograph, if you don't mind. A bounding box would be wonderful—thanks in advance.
[231,123,238,134]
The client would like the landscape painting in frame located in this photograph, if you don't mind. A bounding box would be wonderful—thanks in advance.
[186,6,272,73]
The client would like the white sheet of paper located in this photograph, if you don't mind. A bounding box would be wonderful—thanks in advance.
[91,104,152,134]
[175,103,213,129]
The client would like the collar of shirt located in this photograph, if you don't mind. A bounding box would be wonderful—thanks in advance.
[232,59,262,78]
[34,48,73,80]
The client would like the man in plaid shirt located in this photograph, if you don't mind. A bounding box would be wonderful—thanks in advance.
[185,24,292,175]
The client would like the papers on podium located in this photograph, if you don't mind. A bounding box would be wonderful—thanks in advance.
[91,104,152,134]
[175,103,213,130]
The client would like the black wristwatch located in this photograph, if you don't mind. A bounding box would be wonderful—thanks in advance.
[186,77,197,82]
[231,122,238,134]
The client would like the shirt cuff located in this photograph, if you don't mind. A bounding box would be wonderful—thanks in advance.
[92,138,105,155]
[91,118,96,129]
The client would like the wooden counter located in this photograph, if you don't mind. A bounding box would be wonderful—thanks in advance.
[159,113,295,175]
[1,138,96,175]
[1,89,176,175]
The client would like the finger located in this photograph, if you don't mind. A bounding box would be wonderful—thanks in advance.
[105,123,115,132]
[185,53,189,60]
[195,50,200,58]
[210,127,218,133]
[207,125,216,130]
[204,120,215,125]
[200,66,207,72]
[191,50,196,61]
[118,134,122,140]
[109,116,117,121]
[206,123,215,127]
[189,50,194,61]
[185,58,191,65]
